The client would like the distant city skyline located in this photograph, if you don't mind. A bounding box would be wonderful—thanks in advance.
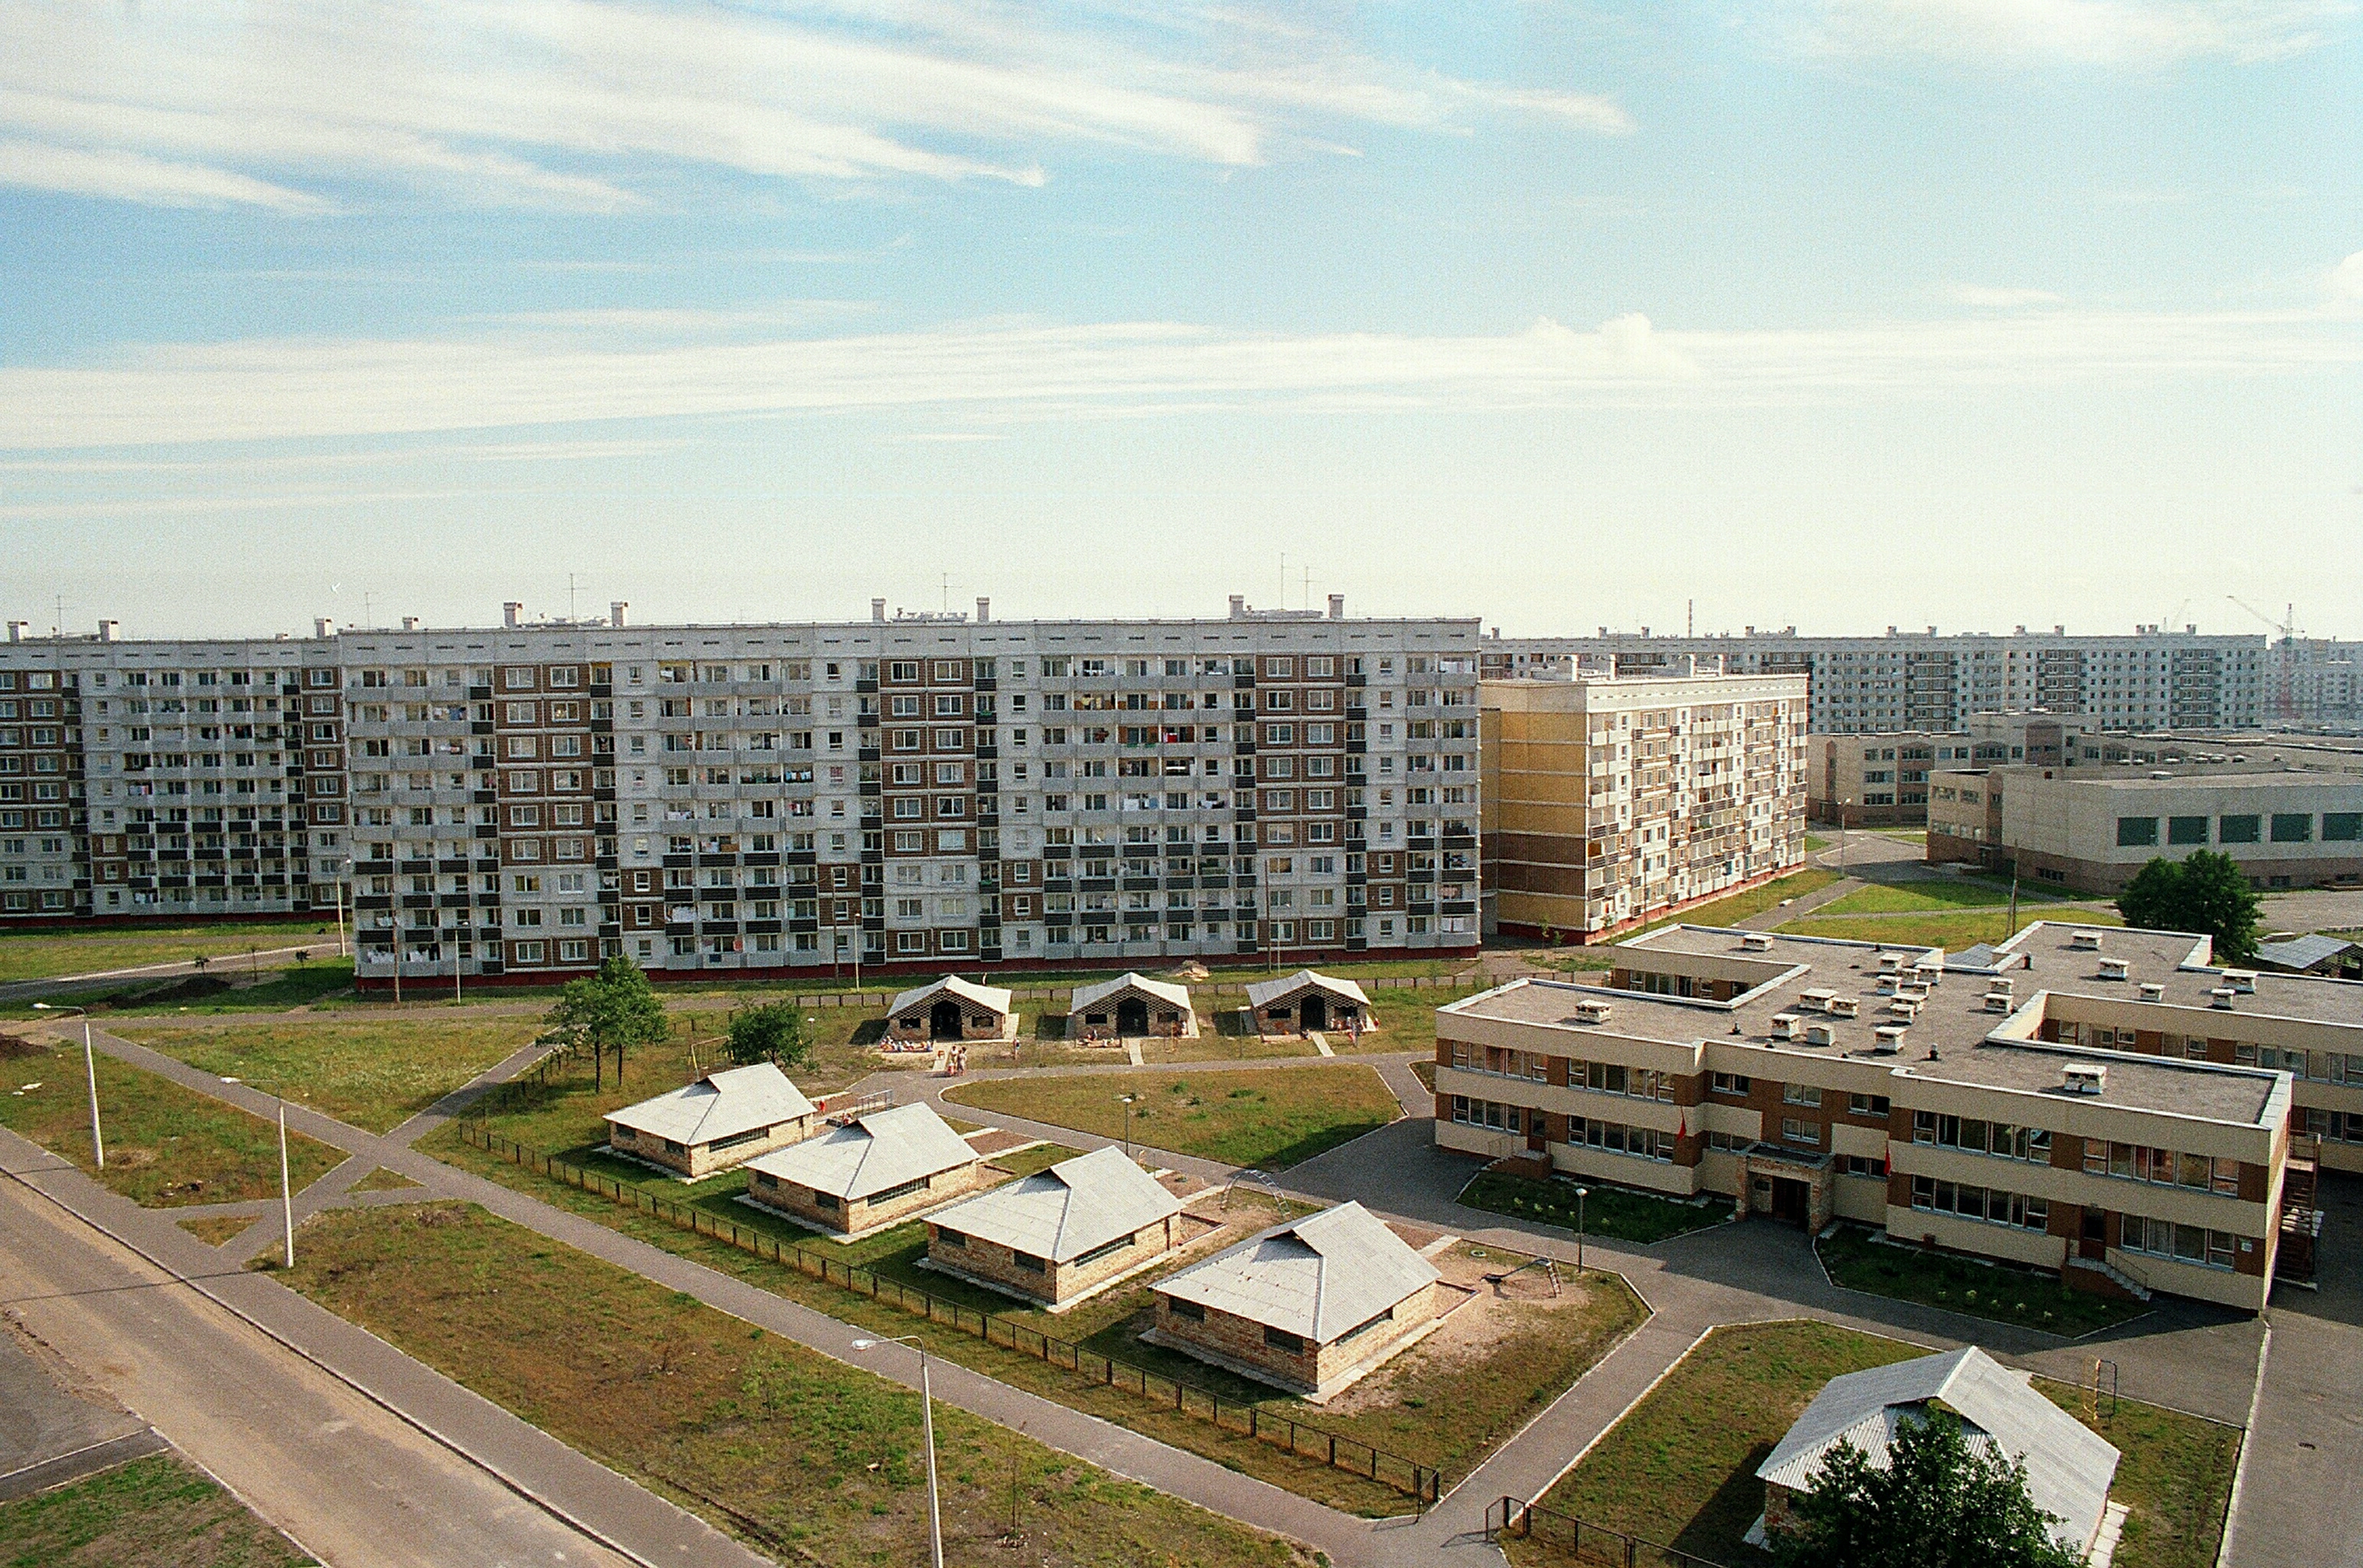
[2,1,2357,636]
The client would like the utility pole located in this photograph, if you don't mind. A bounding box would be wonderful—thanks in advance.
[33,1005,101,1168]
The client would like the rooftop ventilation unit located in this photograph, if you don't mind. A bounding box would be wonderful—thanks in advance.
[2071,928,2104,951]
[1770,1012,1803,1040]
[1741,932,1774,952]
[1873,1024,1908,1052]
[2223,969,2257,994]
[2210,987,2237,1009]
[2062,1062,2108,1095]
[1984,990,2013,1013]
[1799,987,1837,1012]
[2098,957,2130,981]
[1828,997,1861,1019]
[1878,953,1906,974]
[1804,1021,1836,1047]
[2138,981,2166,1001]
[1989,974,2016,996]
[1572,998,1614,1026]
[1913,959,1944,986]
[1889,997,1921,1019]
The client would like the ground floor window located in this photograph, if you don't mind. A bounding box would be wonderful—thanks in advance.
[1575,1118,1674,1162]
[1909,1176,2047,1231]
[1449,1095,1526,1135]
[2119,1215,2239,1270]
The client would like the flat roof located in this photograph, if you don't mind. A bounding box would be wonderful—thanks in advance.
[1442,922,2294,1127]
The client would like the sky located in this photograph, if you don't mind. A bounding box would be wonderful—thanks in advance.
[1,0,2358,641]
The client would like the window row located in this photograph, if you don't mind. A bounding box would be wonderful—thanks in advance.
[1908,1176,2049,1232]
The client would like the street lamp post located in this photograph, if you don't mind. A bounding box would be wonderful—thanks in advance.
[1116,1093,1137,1159]
[223,1076,295,1268]
[32,1003,101,1169]
[1574,1185,1590,1274]
[850,1335,942,1568]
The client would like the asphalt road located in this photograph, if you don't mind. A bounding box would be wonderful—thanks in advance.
[0,1165,634,1568]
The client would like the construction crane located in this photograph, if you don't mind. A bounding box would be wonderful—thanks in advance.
[2225,597,2302,726]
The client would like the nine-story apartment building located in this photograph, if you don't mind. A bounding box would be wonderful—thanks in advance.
[0,598,1484,986]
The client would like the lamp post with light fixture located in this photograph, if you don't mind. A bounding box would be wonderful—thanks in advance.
[31,1002,101,1169]
[849,1334,940,1568]
[222,1075,295,1268]
[1575,1185,1590,1274]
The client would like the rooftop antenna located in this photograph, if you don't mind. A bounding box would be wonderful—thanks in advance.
[1687,599,1695,638]
[363,589,372,629]
[569,572,579,622]
[1303,566,1312,611]
[53,593,63,639]
[1278,549,1285,608]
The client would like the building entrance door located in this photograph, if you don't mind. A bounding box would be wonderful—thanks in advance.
[929,999,964,1041]
[2080,1206,2108,1261]
[1116,998,1148,1036]
[1771,1177,1811,1226]
[1300,996,1327,1031]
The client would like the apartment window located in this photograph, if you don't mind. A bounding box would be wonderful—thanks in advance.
[1709,1072,1751,1096]
[1848,1093,1890,1119]
[2116,816,2159,848]
[2219,814,2261,844]
[1780,1117,1821,1146]
[1781,1084,1821,1107]
[1448,1096,1525,1133]
[2120,1215,2239,1270]
[2326,813,2363,842]
[1909,1176,2048,1232]
[2168,816,2210,845]
[2271,813,2313,844]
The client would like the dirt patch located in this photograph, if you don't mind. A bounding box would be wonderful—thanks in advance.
[1320,1246,1593,1419]
[0,1033,46,1061]
[961,1126,1036,1157]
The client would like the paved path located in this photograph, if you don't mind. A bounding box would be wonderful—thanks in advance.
[0,1310,166,1502]
[0,944,329,1003]
[0,1145,653,1568]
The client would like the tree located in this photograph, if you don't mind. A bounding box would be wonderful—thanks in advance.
[1772,1409,2082,1568]
[2116,848,2263,963]
[542,956,671,1092]
[724,1002,813,1071]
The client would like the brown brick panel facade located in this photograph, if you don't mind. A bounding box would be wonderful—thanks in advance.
[609,1113,814,1179]
[1153,1279,1439,1394]
[747,1159,981,1236]
[926,1214,1178,1306]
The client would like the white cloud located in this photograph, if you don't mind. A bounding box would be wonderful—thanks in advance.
[0,306,2354,450]
[1795,0,2352,65]
[0,0,1632,213]
[2330,250,2363,304]
[1950,284,2066,307]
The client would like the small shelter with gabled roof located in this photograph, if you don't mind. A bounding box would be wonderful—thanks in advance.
[1068,973,1198,1039]
[743,1102,981,1238]
[924,1146,1184,1308]
[1245,970,1373,1037]
[1147,1201,1441,1396]
[1749,1345,2121,1559]
[885,975,1019,1043]
[603,1063,817,1178]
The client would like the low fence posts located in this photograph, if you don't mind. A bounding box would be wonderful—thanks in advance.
[457,1120,1442,1507]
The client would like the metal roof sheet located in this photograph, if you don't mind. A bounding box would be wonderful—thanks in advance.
[925,1146,1180,1262]
[1756,1346,2118,1550]
[1069,972,1194,1015]
[744,1103,975,1200]
[1244,970,1374,1010]
[602,1063,815,1148]
[1153,1201,1438,1343]
[2255,934,2358,971]
[885,974,1016,1019]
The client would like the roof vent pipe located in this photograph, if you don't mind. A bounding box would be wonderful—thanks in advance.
[401,616,420,632]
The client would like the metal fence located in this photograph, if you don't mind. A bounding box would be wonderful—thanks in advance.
[460,1121,1441,1508]
[1487,1497,1731,1568]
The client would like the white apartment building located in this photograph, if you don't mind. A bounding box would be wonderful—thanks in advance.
[0,599,1483,987]
[1483,628,2269,735]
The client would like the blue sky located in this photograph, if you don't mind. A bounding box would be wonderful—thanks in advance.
[1,0,2357,639]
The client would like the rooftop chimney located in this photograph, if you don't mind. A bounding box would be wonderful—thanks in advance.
[976,597,991,624]
[1228,594,1246,619]
[96,620,117,642]
[871,598,887,623]
[610,601,629,628]
[401,616,420,632]
[1327,593,1345,620]
[503,602,523,629]
[313,617,334,639]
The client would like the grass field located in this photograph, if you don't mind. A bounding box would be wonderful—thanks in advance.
[0,1042,342,1206]
[1817,1225,2149,1335]
[0,922,341,985]
[1339,988,1480,1058]
[1510,1319,2238,1568]
[1458,1171,1727,1245]
[176,1214,258,1246]
[1635,869,1842,935]
[945,1064,1400,1168]
[0,959,360,1021]
[114,1018,540,1133]
[276,1201,1310,1568]
[0,1452,316,1568]
[985,1141,1087,1177]
[1779,907,2122,948]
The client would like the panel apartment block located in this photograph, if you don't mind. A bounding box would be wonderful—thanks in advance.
[1482,672,1808,942]
[1,601,1482,986]
[1481,629,2269,735]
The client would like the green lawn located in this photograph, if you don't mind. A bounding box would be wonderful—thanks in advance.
[0,1042,342,1207]
[1637,869,1842,935]
[1817,1224,2149,1335]
[1812,881,2022,914]
[0,922,341,985]
[114,1018,541,1134]
[1337,989,1480,1058]
[0,1451,315,1568]
[275,1201,1305,1568]
[945,1064,1400,1169]
[2035,1379,2242,1568]
[1510,1320,1923,1565]
[0,960,359,1021]
[1780,907,2121,948]
[1458,1170,1727,1245]
[985,1141,1088,1178]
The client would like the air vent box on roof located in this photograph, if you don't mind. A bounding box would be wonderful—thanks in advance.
[2071,929,2104,951]
[2138,982,2166,1001]
[1804,1021,1836,1047]
[2098,957,2130,981]
[2062,1062,2107,1095]
[1741,932,1773,952]
[1572,998,1614,1026]
[2222,969,2257,994]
